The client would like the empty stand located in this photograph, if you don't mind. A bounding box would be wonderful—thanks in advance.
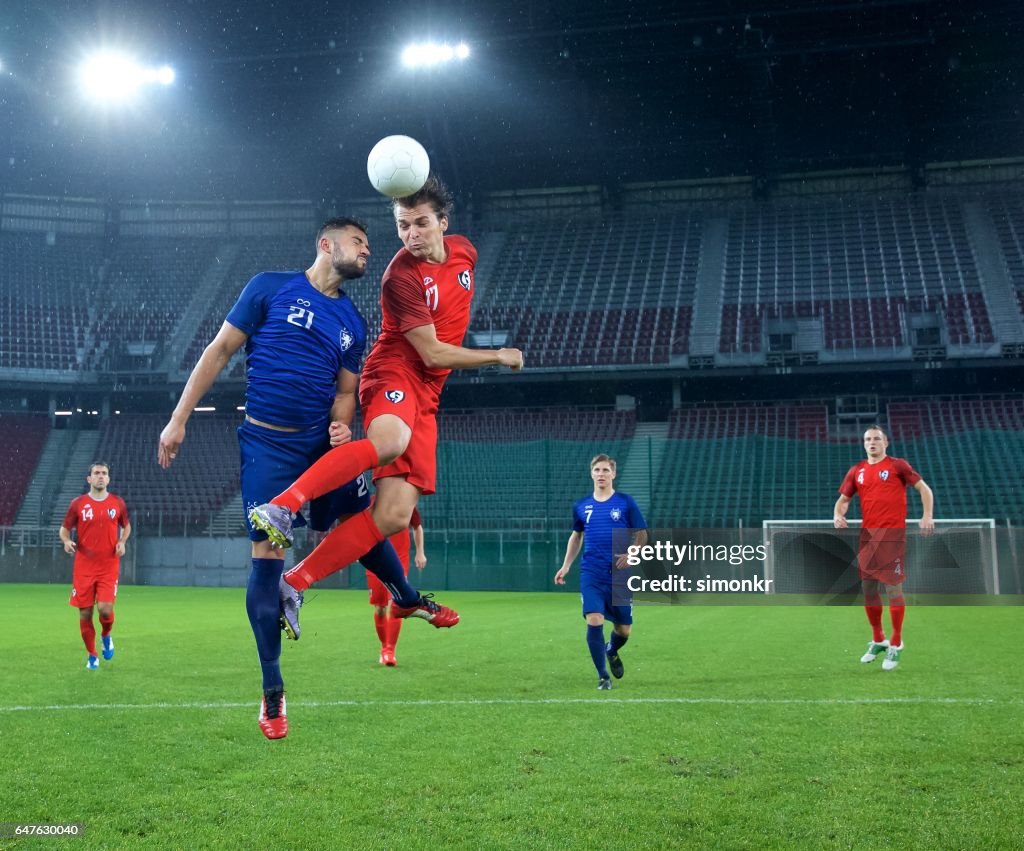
[0,415,50,525]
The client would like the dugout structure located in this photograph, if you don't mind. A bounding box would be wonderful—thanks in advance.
[761,519,999,596]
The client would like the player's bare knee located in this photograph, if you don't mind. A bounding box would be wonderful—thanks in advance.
[371,503,409,537]
[585,613,605,626]
[615,624,631,637]
[252,540,284,560]
[374,605,388,617]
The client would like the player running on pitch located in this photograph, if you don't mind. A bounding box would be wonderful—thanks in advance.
[555,454,647,690]
[834,425,934,671]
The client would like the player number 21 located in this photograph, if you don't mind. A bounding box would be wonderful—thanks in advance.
[287,306,315,329]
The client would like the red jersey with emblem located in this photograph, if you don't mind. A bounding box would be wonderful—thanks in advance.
[365,234,477,392]
[63,493,130,566]
[838,456,921,528]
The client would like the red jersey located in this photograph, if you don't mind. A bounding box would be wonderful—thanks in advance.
[63,493,130,565]
[365,234,477,393]
[838,456,921,529]
[410,506,422,528]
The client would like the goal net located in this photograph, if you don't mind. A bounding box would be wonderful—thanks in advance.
[761,519,999,596]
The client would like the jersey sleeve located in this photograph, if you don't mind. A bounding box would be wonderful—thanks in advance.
[382,266,433,332]
[63,498,78,530]
[571,504,585,533]
[340,323,366,375]
[892,458,922,487]
[624,495,648,529]
[410,506,422,528]
[118,497,131,526]
[838,466,858,497]
[225,273,279,336]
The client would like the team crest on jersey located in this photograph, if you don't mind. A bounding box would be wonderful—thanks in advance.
[108,508,117,519]
[458,269,472,291]
[385,390,405,404]
[880,470,890,481]
[339,329,354,351]
[610,508,622,521]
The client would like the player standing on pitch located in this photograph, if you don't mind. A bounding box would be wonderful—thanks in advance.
[834,425,934,671]
[368,506,426,666]
[59,462,131,671]
[555,455,648,690]
[250,174,524,643]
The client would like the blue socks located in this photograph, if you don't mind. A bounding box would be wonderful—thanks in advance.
[246,558,284,690]
[607,631,628,655]
[359,540,419,608]
[587,625,609,678]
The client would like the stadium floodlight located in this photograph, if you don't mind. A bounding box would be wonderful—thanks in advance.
[78,51,175,104]
[401,42,471,69]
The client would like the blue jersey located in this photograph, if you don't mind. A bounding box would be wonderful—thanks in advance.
[572,491,647,578]
[226,272,367,430]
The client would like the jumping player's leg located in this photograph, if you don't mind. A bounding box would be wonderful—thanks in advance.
[884,581,906,647]
[270,415,411,514]
[281,416,415,589]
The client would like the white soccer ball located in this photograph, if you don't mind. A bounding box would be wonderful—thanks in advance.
[366,135,430,198]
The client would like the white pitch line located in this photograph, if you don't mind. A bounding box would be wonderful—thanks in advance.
[0,696,1014,713]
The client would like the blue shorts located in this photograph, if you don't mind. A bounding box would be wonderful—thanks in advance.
[580,575,633,625]
[238,419,371,541]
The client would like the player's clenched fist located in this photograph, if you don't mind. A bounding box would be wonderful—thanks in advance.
[498,348,525,370]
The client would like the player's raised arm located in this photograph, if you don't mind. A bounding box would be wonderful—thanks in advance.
[555,530,583,584]
[403,323,523,371]
[159,322,248,467]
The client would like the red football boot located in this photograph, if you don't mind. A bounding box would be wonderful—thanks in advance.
[390,594,460,628]
[258,687,288,740]
[381,647,397,666]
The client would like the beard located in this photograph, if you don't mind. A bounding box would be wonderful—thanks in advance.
[334,258,367,280]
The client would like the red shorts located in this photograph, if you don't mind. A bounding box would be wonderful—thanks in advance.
[69,562,119,608]
[360,369,439,495]
[857,529,907,585]
[367,526,411,607]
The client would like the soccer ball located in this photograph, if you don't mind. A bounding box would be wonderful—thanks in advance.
[366,135,430,198]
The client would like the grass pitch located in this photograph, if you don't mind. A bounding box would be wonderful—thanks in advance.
[3,584,1023,849]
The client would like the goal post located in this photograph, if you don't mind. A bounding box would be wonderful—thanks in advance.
[761,519,999,596]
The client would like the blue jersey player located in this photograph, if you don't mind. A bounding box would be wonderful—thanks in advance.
[159,217,415,739]
[555,454,648,690]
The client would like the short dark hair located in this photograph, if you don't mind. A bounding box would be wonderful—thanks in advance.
[865,425,888,439]
[590,454,617,472]
[393,174,454,219]
[88,461,110,475]
[316,216,368,246]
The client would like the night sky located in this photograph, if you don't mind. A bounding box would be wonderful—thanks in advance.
[1,0,1022,202]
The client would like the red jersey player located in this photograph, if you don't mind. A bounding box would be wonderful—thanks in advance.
[834,426,934,671]
[59,462,131,670]
[250,174,523,648]
[369,506,425,666]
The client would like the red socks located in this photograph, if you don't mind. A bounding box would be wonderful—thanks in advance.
[864,605,885,643]
[386,608,404,650]
[373,610,388,646]
[99,613,114,637]
[79,619,97,656]
[272,439,379,514]
[889,603,905,647]
[285,508,385,591]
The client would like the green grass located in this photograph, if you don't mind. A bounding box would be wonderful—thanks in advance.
[3,584,1023,849]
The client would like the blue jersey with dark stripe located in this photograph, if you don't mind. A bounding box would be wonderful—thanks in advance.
[226,272,366,431]
[572,491,647,578]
